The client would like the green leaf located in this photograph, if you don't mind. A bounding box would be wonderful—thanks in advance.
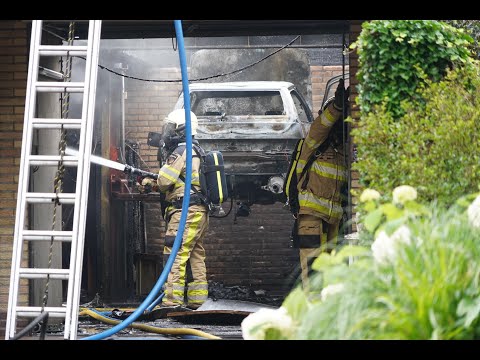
[283,287,309,321]
[456,193,480,208]
[311,252,341,271]
[382,218,406,236]
[364,201,377,212]
[364,208,384,232]
[356,20,474,119]
[380,203,404,220]
[264,328,285,340]
[335,245,371,260]
[404,201,430,216]
[349,258,373,270]
[457,296,480,327]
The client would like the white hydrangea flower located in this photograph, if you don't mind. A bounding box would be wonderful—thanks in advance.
[371,230,396,265]
[392,185,417,205]
[371,225,411,265]
[390,225,412,246]
[468,195,480,228]
[241,306,294,340]
[359,189,381,203]
[320,283,345,301]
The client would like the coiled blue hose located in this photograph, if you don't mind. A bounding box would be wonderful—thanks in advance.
[82,20,193,340]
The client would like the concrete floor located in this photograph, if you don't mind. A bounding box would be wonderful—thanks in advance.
[77,316,244,340]
[17,307,255,340]
[9,299,280,340]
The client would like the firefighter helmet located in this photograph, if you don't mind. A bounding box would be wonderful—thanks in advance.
[165,109,198,136]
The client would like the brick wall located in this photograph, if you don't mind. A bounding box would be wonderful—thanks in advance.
[205,203,299,292]
[311,65,349,112]
[348,21,365,225]
[124,68,182,258]
[0,20,29,336]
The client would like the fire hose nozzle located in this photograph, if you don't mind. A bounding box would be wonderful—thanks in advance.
[124,164,158,180]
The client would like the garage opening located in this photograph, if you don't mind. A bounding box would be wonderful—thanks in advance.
[31,20,351,308]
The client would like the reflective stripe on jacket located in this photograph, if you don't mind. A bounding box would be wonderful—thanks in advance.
[157,143,202,203]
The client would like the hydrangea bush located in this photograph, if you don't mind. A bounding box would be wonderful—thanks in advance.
[241,186,480,340]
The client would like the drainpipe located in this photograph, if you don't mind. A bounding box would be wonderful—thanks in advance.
[114,62,128,162]
[341,31,352,237]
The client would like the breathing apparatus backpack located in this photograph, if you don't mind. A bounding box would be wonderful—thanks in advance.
[177,143,228,214]
[283,138,304,216]
[148,127,228,214]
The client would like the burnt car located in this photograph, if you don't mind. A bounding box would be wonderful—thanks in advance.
[169,81,315,215]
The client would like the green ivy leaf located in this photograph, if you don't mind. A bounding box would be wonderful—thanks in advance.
[356,20,474,118]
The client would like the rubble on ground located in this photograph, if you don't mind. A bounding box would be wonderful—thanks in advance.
[208,282,283,307]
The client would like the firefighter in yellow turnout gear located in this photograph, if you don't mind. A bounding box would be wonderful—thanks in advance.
[144,109,209,309]
[296,80,348,291]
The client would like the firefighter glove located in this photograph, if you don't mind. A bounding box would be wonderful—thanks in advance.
[333,78,346,111]
[137,177,159,194]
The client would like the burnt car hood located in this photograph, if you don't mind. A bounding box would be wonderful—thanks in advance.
[196,115,307,140]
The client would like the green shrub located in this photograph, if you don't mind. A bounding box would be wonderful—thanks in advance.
[241,187,480,339]
[446,20,480,58]
[351,64,480,207]
[354,20,474,118]
[297,195,480,340]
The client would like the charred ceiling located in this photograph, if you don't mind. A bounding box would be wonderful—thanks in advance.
[39,20,350,39]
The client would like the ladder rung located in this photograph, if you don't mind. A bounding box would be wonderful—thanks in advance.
[32,118,82,130]
[28,155,78,166]
[16,306,67,318]
[35,82,85,93]
[25,193,76,204]
[22,230,73,242]
[38,45,88,57]
[19,268,70,280]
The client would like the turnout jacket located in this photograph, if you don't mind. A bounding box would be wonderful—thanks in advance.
[156,141,204,205]
[296,102,347,224]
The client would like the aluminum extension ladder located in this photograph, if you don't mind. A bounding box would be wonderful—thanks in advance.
[5,20,102,340]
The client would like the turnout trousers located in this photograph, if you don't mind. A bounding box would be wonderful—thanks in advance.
[162,205,209,307]
[297,214,340,292]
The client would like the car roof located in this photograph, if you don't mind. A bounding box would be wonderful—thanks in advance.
[188,81,295,91]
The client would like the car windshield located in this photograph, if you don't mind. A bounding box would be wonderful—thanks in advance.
[190,90,285,116]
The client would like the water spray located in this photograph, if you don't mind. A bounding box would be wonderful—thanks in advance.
[65,147,158,179]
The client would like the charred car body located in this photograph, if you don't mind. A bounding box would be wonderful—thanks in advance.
[180,81,315,212]
[149,81,315,215]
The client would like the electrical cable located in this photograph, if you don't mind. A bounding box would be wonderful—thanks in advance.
[75,35,301,83]
[81,20,195,340]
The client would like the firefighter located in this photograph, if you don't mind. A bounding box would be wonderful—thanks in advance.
[140,109,209,309]
[295,79,349,291]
